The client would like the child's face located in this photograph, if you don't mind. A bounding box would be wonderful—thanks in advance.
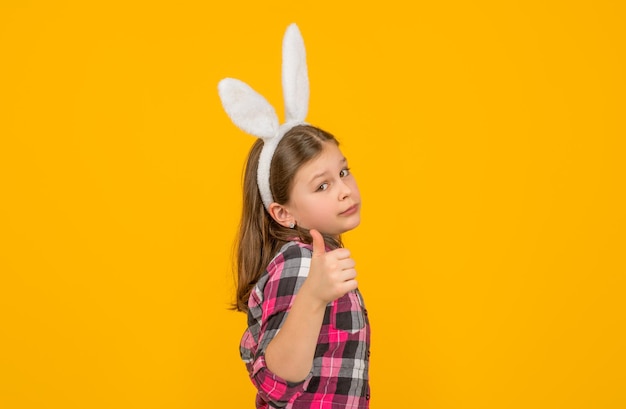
[286,142,361,236]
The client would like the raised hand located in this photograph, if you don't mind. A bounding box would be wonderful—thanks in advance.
[301,229,358,306]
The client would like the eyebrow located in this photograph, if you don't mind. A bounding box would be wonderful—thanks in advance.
[309,157,347,183]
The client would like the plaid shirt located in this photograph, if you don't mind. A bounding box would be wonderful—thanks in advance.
[240,241,371,408]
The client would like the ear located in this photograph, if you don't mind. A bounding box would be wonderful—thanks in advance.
[268,202,295,228]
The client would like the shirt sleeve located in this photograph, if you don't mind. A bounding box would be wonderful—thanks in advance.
[244,243,314,406]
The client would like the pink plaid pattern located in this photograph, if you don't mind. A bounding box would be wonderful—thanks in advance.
[240,241,371,408]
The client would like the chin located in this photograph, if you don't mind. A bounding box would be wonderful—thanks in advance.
[342,218,361,233]
[319,216,361,236]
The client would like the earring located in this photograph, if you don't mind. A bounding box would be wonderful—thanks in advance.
[289,222,295,229]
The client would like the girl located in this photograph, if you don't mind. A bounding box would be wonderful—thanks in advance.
[218,24,370,408]
[235,125,370,408]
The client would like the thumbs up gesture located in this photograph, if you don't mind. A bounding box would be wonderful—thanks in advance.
[301,229,358,305]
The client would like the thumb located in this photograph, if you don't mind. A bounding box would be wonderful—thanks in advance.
[310,229,326,257]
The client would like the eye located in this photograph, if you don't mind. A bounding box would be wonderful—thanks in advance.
[317,182,329,191]
[340,168,351,177]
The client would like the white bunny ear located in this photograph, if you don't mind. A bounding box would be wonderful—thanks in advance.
[282,23,309,123]
[218,78,279,139]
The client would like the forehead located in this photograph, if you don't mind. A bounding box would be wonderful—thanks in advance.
[297,142,345,175]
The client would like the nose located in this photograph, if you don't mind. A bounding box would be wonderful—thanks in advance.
[338,179,352,200]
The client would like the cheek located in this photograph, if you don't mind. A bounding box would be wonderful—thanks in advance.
[306,197,333,219]
[292,194,322,219]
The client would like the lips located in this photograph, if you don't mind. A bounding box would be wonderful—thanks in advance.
[339,204,359,216]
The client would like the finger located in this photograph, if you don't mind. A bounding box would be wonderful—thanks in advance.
[340,278,358,294]
[328,248,351,260]
[339,268,357,281]
[310,229,326,257]
[337,258,356,270]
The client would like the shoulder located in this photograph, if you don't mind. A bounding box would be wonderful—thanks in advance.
[255,241,312,293]
[266,241,313,279]
[247,241,315,319]
[273,240,313,263]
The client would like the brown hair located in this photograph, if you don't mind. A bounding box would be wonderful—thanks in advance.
[233,125,342,312]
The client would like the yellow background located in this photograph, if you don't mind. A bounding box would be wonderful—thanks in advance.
[1,1,624,408]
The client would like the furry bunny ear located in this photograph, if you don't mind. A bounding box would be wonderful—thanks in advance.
[282,23,309,124]
[218,78,279,139]
[218,23,312,211]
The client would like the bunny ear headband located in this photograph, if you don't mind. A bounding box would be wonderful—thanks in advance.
[218,23,310,210]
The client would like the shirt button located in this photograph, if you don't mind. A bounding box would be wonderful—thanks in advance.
[363,309,368,316]
[367,350,371,358]
[366,393,370,400]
